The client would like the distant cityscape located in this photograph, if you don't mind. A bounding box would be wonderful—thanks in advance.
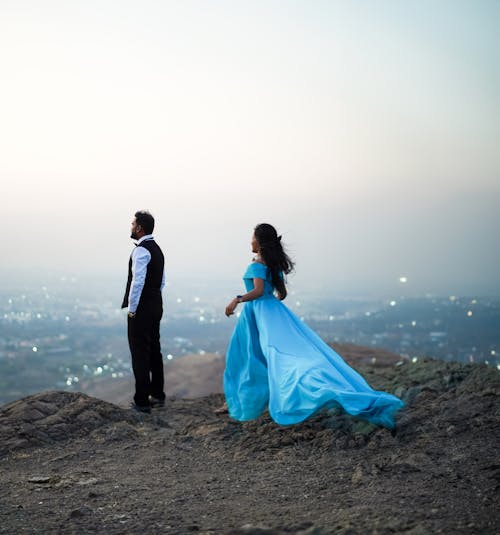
[1,277,499,405]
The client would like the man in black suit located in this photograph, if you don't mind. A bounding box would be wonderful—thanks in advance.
[122,210,165,413]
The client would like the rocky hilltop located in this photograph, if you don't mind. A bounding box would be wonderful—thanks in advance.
[0,347,499,534]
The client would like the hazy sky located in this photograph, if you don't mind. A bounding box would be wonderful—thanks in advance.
[1,0,499,297]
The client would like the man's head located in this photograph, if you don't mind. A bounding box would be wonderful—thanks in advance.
[130,210,155,240]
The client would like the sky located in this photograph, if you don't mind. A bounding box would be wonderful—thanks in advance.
[1,0,499,298]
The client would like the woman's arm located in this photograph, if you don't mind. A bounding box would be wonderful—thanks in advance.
[225,278,264,317]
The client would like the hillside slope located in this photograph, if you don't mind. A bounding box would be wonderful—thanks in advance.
[0,352,499,534]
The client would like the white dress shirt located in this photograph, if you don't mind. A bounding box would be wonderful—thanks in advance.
[128,235,165,313]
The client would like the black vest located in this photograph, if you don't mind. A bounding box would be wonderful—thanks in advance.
[121,239,165,309]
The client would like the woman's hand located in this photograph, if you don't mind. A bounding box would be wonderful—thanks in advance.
[225,298,238,317]
[225,280,264,317]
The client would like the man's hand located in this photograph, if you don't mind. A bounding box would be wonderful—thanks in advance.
[128,311,136,318]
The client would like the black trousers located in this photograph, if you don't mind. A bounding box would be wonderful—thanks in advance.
[127,298,165,406]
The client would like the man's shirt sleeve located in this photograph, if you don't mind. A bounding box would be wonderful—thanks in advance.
[128,247,151,313]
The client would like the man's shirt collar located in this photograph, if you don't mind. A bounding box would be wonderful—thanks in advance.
[136,234,154,245]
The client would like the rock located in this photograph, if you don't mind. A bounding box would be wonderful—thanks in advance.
[31,401,59,416]
[69,506,93,518]
[351,465,363,485]
[76,478,98,486]
[27,476,52,484]
[394,386,405,398]
[402,385,423,404]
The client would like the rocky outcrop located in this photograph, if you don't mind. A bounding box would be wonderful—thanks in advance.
[0,391,171,458]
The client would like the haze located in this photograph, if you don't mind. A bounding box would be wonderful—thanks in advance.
[1,1,499,298]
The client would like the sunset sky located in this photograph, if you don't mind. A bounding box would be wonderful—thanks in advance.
[1,1,499,297]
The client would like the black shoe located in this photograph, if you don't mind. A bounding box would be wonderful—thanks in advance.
[150,396,165,408]
[131,403,151,414]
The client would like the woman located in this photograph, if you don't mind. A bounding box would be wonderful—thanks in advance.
[221,223,404,429]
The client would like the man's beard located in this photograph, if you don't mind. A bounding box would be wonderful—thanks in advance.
[130,232,139,240]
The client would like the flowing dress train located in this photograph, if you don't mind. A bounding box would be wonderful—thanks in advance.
[223,262,404,428]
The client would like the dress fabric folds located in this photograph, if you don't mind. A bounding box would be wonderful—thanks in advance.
[223,262,404,428]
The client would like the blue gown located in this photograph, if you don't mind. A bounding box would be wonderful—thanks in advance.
[223,262,404,428]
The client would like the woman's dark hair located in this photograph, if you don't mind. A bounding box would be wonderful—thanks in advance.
[254,223,294,300]
[135,210,155,235]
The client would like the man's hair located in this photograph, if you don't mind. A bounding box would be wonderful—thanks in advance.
[135,210,155,234]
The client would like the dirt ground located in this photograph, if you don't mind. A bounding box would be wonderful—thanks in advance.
[0,356,499,534]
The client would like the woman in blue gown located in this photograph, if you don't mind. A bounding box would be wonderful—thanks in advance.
[222,223,404,429]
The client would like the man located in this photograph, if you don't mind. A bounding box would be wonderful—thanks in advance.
[122,210,166,413]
